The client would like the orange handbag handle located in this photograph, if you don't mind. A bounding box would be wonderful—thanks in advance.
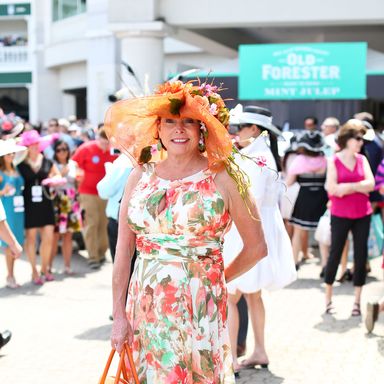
[99,343,139,384]
[122,344,140,384]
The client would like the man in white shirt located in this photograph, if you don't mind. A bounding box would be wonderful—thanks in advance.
[321,117,340,157]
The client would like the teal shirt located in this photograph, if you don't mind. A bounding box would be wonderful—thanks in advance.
[0,170,25,246]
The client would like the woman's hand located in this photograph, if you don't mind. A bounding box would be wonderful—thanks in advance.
[334,183,353,197]
[0,183,15,196]
[111,317,133,353]
[9,239,23,259]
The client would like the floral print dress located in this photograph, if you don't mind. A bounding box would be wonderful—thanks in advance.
[126,163,235,384]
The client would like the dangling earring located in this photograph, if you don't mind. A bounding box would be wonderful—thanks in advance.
[199,122,207,152]
[157,139,162,151]
[198,131,206,152]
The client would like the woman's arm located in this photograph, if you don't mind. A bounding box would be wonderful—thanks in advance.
[48,163,61,178]
[328,156,375,197]
[97,159,132,200]
[65,160,77,183]
[0,220,22,258]
[285,173,297,187]
[349,155,375,194]
[325,157,338,195]
[111,166,142,352]
[215,171,268,283]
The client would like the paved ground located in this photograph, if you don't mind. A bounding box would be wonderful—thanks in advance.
[0,249,383,384]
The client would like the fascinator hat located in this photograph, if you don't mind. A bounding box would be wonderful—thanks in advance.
[105,80,270,217]
[0,110,24,139]
[19,129,59,152]
[296,130,326,153]
[104,80,232,172]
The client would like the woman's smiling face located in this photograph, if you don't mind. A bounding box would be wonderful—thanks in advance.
[158,118,201,156]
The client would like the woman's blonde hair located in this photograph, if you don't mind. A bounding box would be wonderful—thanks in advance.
[336,119,367,150]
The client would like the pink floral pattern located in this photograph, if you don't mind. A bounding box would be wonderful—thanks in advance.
[126,163,234,383]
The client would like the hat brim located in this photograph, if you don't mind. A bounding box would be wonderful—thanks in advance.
[0,143,27,157]
[105,91,233,171]
[296,142,326,152]
[0,123,24,139]
[239,117,282,137]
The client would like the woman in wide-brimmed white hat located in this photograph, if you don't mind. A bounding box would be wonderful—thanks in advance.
[223,106,296,372]
[0,139,26,288]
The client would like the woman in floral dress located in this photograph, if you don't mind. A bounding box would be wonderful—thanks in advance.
[106,80,267,383]
[49,139,82,274]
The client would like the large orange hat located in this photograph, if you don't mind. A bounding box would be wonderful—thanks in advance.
[104,80,233,172]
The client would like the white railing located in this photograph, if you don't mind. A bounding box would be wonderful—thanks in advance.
[0,46,29,66]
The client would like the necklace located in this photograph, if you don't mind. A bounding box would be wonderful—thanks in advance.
[27,154,43,172]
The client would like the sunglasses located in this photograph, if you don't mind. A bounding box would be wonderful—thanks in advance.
[239,123,253,130]
[55,147,69,153]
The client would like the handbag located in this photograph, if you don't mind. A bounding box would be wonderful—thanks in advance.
[99,343,139,384]
[314,210,331,246]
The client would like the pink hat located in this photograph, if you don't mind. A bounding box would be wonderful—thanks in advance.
[19,130,59,152]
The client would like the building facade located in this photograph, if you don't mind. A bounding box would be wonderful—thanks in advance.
[1,0,384,127]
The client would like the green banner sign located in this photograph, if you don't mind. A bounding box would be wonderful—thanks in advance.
[0,72,32,84]
[239,42,367,100]
[0,3,31,16]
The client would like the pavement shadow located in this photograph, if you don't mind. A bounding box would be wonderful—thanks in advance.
[284,278,323,290]
[285,275,379,297]
[314,313,361,333]
[378,337,384,357]
[0,282,45,298]
[238,367,284,383]
[75,323,111,341]
[365,332,384,357]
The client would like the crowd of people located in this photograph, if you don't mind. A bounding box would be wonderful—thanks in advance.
[1,80,384,381]
[281,115,383,317]
[0,34,27,47]
[0,109,120,290]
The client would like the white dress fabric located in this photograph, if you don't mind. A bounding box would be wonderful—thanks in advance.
[280,153,300,220]
[223,136,297,294]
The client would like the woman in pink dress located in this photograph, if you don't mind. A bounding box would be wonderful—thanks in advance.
[324,119,375,316]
